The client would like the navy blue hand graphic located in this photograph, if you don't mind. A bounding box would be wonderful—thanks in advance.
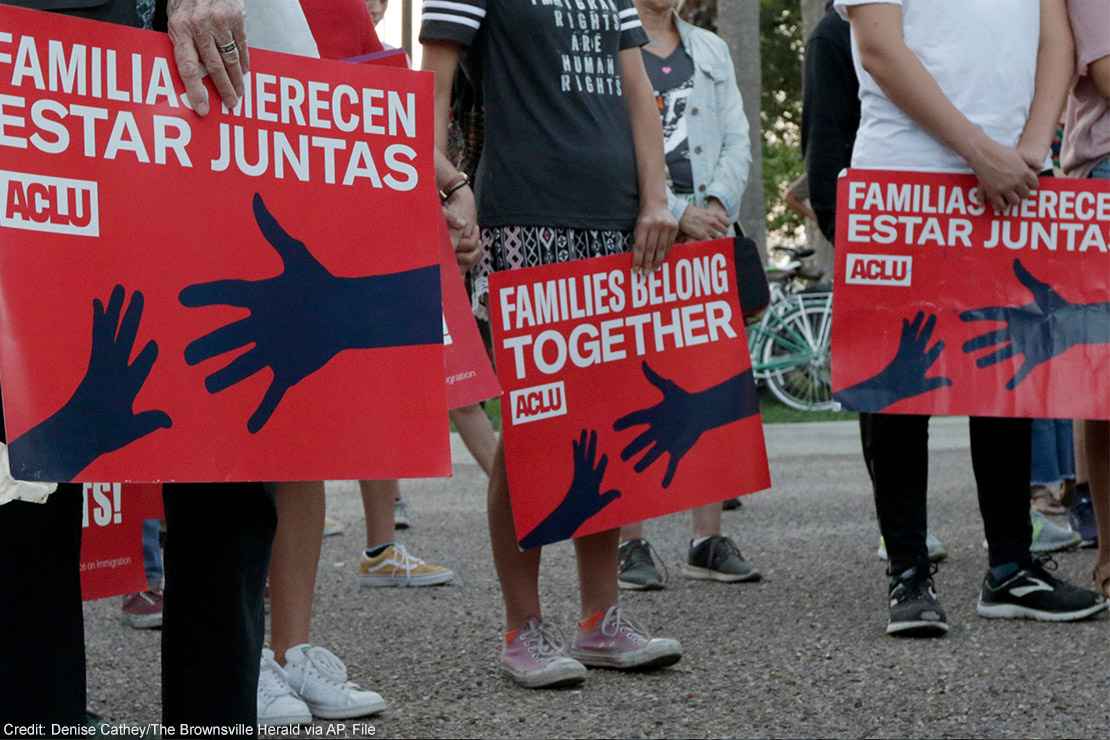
[961,259,1110,390]
[8,285,172,481]
[834,311,952,412]
[180,194,441,433]
[518,430,621,550]
[614,362,759,489]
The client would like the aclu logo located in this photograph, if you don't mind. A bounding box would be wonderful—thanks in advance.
[845,254,912,287]
[0,170,99,237]
[509,381,567,426]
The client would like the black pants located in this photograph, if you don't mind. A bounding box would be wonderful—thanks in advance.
[0,487,87,724]
[860,413,1033,573]
[0,481,275,725]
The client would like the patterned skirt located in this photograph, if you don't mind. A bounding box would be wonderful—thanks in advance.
[472,225,634,320]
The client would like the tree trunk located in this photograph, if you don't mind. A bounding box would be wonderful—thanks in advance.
[718,0,765,257]
[801,0,834,280]
[801,0,824,36]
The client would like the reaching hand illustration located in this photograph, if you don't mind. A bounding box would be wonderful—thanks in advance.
[518,430,621,550]
[180,194,442,433]
[614,362,759,489]
[8,285,171,481]
[834,311,952,412]
[961,259,1110,390]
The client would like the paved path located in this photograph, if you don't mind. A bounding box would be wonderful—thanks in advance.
[84,420,1109,738]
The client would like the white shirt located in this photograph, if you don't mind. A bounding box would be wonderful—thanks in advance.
[835,0,1040,173]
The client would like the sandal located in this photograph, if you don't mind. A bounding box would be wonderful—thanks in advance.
[1093,562,1110,600]
[1031,485,1067,516]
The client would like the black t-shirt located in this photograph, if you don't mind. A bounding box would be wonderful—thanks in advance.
[642,44,695,194]
[421,0,650,230]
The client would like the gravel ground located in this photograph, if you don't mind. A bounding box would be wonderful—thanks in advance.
[84,421,1110,739]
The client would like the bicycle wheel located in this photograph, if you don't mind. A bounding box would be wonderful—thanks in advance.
[760,292,836,412]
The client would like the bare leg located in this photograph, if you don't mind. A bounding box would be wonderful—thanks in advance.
[450,404,497,476]
[691,503,723,540]
[359,480,399,549]
[574,529,620,620]
[1085,421,1110,592]
[488,439,542,629]
[269,482,326,664]
[620,522,645,541]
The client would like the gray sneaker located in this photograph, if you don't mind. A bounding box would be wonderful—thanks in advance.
[1031,510,1081,554]
[618,539,665,591]
[682,536,761,583]
[877,533,947,562]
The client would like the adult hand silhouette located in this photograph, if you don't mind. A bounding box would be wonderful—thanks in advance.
[961,259,1110,390]
[614,362,759,489]
[9,285,171,481]
[518,430,621,550]
[181,194,441,433]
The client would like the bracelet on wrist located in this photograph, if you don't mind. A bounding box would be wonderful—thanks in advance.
[439,173,470,203]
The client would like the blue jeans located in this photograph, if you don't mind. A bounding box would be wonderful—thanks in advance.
[143,518,163,590]
[1030,419,1075,486]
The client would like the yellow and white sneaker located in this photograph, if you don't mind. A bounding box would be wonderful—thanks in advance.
[358,543,454,588]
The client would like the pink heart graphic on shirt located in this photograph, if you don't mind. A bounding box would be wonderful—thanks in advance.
[662,66,672,74]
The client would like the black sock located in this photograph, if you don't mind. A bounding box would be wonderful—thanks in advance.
[366,542,393,557]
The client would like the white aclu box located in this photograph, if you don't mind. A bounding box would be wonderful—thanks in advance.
[845,253,912,287]
[0,169,99,237]
[508,381,567,426]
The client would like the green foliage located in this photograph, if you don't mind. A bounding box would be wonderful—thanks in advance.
[760,0,805,241]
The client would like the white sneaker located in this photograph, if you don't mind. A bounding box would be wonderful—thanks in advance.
[323,516,345,538]
[257,649,312,727]
[877,533,947,562]
[283,644,387,720]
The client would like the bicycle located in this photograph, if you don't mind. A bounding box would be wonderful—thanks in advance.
[746,247,837,412]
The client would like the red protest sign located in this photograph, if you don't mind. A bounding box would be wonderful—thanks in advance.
[439,224,499,409]
[80,482,151,601]
[347,49,410,69]
[0,7,450,482]
[346,44,495,408]
[832,169,1110,419]
[490,240,771,549]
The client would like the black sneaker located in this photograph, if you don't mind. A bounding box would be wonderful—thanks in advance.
[1069,495,1098,548]
[978,556,1107,622]
[682,535,761,583]
[618,539,666,591]
[887,564,948,637]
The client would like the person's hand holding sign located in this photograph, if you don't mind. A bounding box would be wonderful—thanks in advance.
[961,259,1110,390]
[9,287,172,481]
[181,194,441,433]
[615,363,759,489]
[518,430,621,550]
[834,311,952,412]
[167,0,249,116]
